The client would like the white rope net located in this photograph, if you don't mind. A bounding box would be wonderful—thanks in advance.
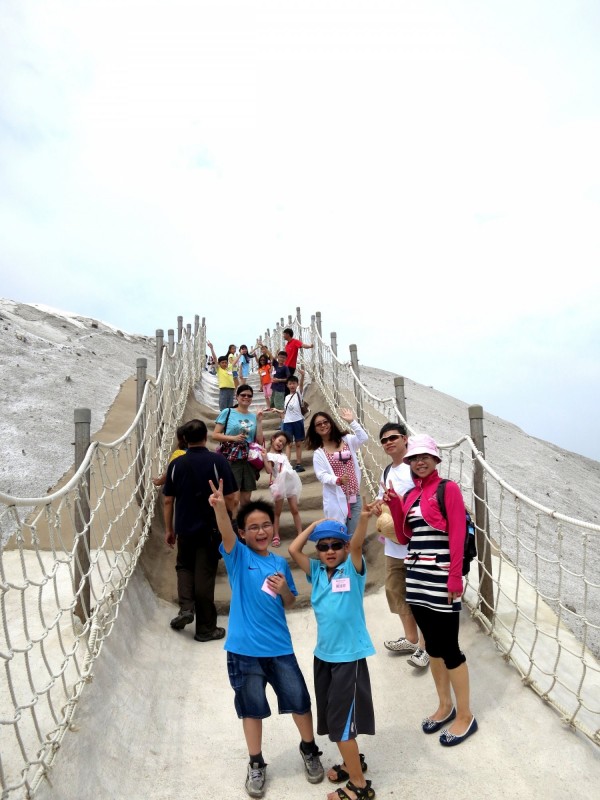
[1,311,598,800]
[263,314,600,745]
[0,325,203,799]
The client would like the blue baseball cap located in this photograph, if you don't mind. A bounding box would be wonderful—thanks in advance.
[308,520,351,543]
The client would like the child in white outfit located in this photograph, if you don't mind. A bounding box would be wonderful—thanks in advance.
[266,431,303,546]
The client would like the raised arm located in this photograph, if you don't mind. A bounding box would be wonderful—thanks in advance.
[349,499,376,572]
[207,341,217,362]
[208,478,237,553]
[288,519,323,575]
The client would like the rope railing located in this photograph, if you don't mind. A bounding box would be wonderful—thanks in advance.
[0,321,204,799]
[1,309,598,800]
[263,313,600,744]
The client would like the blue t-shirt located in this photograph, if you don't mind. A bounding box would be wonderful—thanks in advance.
[271,364,291,394]
[220,539,298,657]
[239,353,252,379]
[308,556,375,663]
[216,408,257,458]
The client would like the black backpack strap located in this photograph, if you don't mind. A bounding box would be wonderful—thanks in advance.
[383,463,392,486]
[222,407,232,434]
[436,479,448,521]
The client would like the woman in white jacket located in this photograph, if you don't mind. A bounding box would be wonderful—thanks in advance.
[306,408,369,537]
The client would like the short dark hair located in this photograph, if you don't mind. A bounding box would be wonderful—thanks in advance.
[283,327,294,337]
[218,355,228,364]
[287,375,299,384]
[237,499,275,530]
[379,421,407,439]
[183,419,208,444]
[277,350,287,357]
[236,384,253,396]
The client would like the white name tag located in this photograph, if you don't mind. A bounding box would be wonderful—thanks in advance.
[332,577,350,592]
[261,577,277,598]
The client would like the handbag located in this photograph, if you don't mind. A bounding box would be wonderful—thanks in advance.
[247,442,265,471]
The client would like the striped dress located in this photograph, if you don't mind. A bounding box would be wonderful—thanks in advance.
[405,499,461,613]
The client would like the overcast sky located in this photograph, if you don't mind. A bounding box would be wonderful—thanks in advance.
[1,0,599,460]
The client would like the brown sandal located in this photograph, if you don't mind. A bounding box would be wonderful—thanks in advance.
[328,754,368,783]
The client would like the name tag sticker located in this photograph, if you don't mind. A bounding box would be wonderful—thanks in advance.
[261,577,277,598]
[332,577,350,592]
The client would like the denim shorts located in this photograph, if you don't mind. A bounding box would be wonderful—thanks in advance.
[226,652,312,719]
[282,420,305,442]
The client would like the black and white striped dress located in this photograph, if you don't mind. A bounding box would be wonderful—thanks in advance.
[405,499,461,613]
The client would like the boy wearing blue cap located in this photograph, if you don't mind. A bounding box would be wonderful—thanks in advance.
[289,507,377,800]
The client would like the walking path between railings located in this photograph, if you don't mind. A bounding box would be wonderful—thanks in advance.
[34,374,600,800]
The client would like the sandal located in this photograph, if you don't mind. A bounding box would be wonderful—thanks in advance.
[272,536,281,547]
[328,754,367,783]
[332,779,375,800]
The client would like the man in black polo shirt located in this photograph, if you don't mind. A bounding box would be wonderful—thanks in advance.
[163,419,238,641]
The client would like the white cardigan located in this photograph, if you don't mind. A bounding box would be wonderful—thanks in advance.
[312,420,369,524]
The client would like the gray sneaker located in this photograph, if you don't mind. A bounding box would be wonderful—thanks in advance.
[299,744,324,783]
[245,762,267,798]
[384,637,418,653]
[408,647,430,668]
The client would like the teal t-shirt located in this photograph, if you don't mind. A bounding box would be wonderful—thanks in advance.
[308,556,375,663]
[220,539,298,657]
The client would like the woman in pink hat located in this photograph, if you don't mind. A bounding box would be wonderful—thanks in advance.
[385,434,478,747]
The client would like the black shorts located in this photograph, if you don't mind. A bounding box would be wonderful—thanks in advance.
[313,657,375,742]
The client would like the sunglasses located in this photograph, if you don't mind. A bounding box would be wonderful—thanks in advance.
[315,541,345,552]
[315,420,330,428]
[238,393,253,399]
[380,434,403,445]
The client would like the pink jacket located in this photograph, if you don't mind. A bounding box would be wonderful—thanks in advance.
[387,470,466,595]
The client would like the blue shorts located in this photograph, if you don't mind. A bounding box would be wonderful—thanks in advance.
[282,420,305,442]
[226,652,312,719]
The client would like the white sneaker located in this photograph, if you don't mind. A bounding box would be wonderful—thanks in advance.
[384,637,418,653]
[408,647,430,668]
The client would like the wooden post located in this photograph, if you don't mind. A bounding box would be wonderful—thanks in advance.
[288,314,292,325]
[73,408,91,624]
[155,329,164,379]
[186,323,192,338]
[177,316,183,342]
[394,376,407,423]
[136,358,147,505]
[469,404,494,620]
[331,332,340,407]
[313,313,323,383]
[349,344,363,425]
[296,306,301,325]
[194,315,199,335]
[168,329,175,355]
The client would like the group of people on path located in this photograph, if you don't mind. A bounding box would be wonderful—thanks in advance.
[157,334,477,800]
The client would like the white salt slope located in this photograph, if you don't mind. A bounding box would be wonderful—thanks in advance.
[0,298,156,500]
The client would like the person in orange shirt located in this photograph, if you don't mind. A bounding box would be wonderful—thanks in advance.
[258,354,273,411]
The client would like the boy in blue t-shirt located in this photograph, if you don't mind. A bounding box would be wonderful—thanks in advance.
[289,509,377,800]
[208,481,324,798]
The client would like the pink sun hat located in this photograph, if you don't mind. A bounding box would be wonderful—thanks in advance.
[403,434,441,464]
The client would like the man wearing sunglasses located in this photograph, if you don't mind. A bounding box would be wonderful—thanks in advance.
[375,422,429,669]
